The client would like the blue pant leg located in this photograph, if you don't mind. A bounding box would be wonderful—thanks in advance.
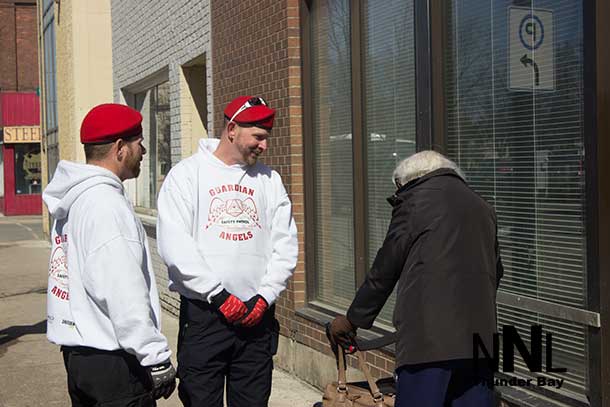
[394,364,452,407]
[450,381,494,407]
[443,359,495,407]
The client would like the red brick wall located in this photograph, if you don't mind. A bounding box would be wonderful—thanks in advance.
[211,0,394,381]
[0,3,18,91]
[0,2,38,92]
[16,4,38,91]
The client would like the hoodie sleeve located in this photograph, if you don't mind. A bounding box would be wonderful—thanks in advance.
[157,167,223,302]
[257,172,298,305]
[82,235,171,367]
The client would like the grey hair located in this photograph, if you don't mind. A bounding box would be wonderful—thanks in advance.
[392,150,465,186]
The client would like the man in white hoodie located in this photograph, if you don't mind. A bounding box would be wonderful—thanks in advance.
[43,103,176,406]
[157,96,298,407]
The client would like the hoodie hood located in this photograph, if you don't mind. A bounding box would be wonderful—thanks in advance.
[43,161,124,220]
[199,137,220,155]
[198,138,250,170]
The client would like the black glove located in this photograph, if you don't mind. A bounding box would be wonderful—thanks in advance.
[147,361,176,400]
[329,315,357,351]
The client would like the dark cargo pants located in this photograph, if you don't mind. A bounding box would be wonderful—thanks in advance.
[177,296,279,407]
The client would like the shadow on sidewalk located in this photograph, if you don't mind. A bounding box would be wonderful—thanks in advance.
[0,320,46,347]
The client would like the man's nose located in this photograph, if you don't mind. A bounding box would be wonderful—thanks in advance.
[141,144,147,156]
[258,139,268,151]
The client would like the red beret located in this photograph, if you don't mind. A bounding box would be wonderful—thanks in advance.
[80,103,143,144]
[224,95,275,130]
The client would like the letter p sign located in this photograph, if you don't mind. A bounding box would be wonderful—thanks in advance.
[526,22,536,43]
[519,14,545,51]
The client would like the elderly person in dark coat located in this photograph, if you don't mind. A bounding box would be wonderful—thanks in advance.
[330,150,503,407]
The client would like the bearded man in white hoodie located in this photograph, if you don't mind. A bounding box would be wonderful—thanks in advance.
[43,103,176,406]
[157,96,298,407]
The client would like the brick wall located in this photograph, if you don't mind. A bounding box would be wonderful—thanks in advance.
[0,4,17,91]
[0,1,38,92]
[111,0,213,166]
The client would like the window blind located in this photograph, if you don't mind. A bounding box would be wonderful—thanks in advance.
[311,0,356,308]
[363,0,416,324]
[444,0,587,396]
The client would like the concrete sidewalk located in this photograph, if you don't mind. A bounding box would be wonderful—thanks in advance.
[0,216,321,407]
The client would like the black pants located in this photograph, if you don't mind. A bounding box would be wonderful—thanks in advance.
[177,296,279,407]
[61,346,155,407]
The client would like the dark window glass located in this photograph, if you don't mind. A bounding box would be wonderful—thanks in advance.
[14,144,42,195]
[134,81,171,209]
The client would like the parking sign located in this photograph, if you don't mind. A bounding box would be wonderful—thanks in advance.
[509,7,554,91]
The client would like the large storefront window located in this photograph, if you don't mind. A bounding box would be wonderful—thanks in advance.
[309,0,415,321]
[134,81,171,209]
[444,0,587,397]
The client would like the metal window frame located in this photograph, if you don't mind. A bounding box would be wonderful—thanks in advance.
[302,0,370,298]
[301,0,317,302]
[585,1,610,406]
[415,0,433,151]
[350,0,367,287]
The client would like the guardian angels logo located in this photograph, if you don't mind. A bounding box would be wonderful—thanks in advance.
[49,234,69,301]
[206,184,261,241]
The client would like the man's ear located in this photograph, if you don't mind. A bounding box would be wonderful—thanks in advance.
[227,122,237,142]
[115,139,125,161]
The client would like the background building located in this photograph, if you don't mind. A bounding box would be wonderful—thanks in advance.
[38,1,610,406]
[0,0,41,215]
[37,0,114,232]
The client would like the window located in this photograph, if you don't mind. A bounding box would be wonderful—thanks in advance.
[308,0,415,322]
[42,0,58,179]
[134,81,171,209]
[14,144,41,195]
[310,0,355,310]
[443,0,587,396]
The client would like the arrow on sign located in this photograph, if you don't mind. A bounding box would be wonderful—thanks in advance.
[520,54,540,86]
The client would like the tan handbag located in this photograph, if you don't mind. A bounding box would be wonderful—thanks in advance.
[321,347,395,407]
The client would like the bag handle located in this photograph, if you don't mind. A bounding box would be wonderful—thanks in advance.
[335,347,352,405]
[355,350,385,406]
[336,347,386,407]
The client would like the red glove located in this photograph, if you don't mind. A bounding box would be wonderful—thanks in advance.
[239,295,268,327]
[211,290,247,323]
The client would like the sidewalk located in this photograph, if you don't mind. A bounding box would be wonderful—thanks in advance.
[0,216,321,407]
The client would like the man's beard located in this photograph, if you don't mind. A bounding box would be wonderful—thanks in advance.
[244,148,262,166]
[125,152,141,178]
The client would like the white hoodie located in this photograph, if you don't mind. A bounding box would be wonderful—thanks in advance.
[157,138,298,305]
[43,161,171,366]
